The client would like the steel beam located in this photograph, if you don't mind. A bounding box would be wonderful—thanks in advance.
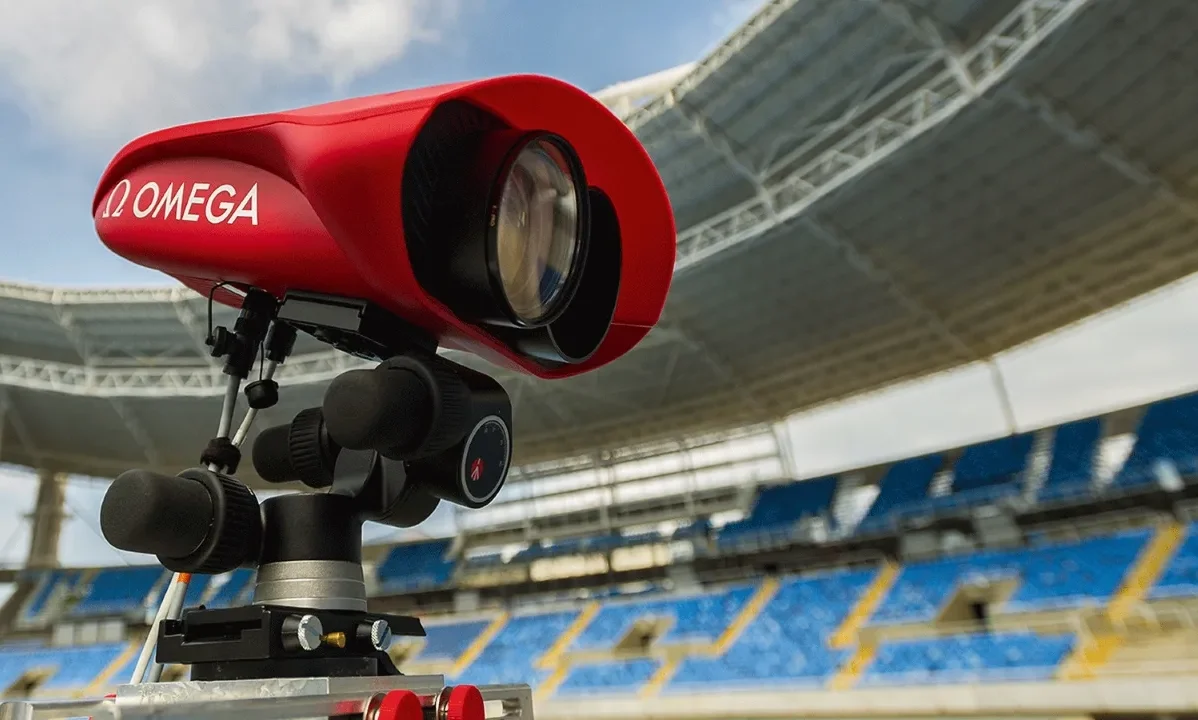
[673,0,1093,272]
[622,0,809,133]
[0,350,371,397]
[869,0,980,97]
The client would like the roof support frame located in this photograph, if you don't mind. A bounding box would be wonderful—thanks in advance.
[673,0,1093,272]
[0,350,370,397]
[868,0,980,98]
[622,0,808,133]
[858,9,1115,324]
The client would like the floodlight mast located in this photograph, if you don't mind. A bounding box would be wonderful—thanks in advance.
[0,291,528,720]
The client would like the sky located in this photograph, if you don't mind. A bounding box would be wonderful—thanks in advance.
[0,0,1196,570]
[0,0,757,285]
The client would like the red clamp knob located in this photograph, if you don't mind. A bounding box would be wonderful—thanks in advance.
[446,685,485,720]
[377,690,423,720]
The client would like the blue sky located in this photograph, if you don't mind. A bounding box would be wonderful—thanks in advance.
[0,0,756,286]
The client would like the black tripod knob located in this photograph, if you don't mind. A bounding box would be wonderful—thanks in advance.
[101,468,262,574]
[322,354,471,460]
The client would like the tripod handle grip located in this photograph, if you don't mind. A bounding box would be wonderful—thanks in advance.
[101,469,213,558]
[322,366,434,456]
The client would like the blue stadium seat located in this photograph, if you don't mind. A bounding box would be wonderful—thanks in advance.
[1113,394,1198,489]
[21,570,79,622]
[513,532,661,563]
[572,586,755,650]
[376,540,455,593]
[456,611,578,687]
[1037,419,1101,503]
[858,455,942,533]
[69,567,166,617]
[416,620,491,662]
[892,435,1033,519]
[871,529,1151,624]
[952,433,1035,493]
[669,569,874,689]
[1151,522,1198,599]
[557,658,660,695]
[862,633,1074,685]
[0,642,125,692]
[205,569,254,608]
[718,477,838,548]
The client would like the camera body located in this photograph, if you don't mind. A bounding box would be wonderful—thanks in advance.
[92,74,675,376]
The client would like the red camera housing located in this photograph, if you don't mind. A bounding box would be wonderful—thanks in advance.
[92,75,676,378]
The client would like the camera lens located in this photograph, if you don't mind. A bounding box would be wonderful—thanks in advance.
[493,136,583,326]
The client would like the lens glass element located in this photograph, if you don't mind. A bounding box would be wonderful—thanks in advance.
[494,137,580,325]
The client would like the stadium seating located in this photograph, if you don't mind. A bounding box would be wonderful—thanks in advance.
[68,567,165,618]
[871,529,1151,624]
[456,611,579,687]
[204,569,255,608]
[572,585,755,650]
[717,477,838,547]
[20,570,79,622]
[4,520,1198,698]
[1150,522,1198,599]
[862,633,1075,685]
[857,455,941,533]
[1113,394,1198,489]
[1037,419,1102,502]
[558,658,661,695]
[375,540,455,593]
[10,392,1198,699]
[670,569,874,689]
[0,642,126,692]
[417,619,491,662]
[951,433,1035,494]
[514,531,666,563]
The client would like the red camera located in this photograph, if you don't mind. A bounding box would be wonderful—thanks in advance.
[92,75,675,377]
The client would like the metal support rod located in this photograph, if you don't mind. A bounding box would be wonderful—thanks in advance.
[987,358,1019,436]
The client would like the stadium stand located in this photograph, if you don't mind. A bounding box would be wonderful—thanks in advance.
[861,633,1076,686]
[1114,394,1198,489]
[375,540,456,593]
[1151,523,1198,599]
[3,392,1198,700]
[856,455,942,533]
[869,529,1152,624]
[717,476,838,548]
[1037,419,1103,503]
[670,570,874,689]
[67,567,165,618]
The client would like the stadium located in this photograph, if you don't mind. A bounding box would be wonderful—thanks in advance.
[2,0,1198,718]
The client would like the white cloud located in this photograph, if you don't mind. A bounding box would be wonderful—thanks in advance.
[0,0,458,145]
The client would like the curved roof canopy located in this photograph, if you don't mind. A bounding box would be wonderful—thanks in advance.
[2,0,1197,487]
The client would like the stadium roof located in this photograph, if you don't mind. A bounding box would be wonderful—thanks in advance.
[2,0,1197,487]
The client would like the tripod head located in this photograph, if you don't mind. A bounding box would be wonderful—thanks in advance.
[97,291,514,681]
